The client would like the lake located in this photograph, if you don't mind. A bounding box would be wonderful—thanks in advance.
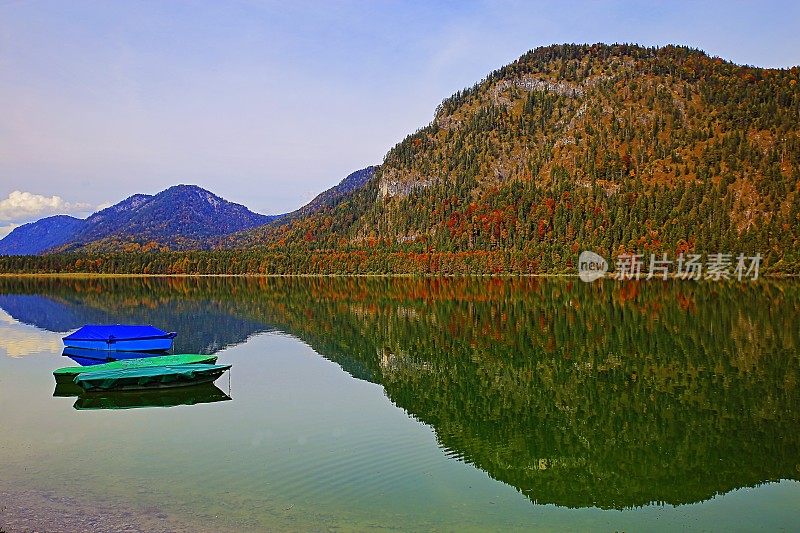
[0,276,798,532]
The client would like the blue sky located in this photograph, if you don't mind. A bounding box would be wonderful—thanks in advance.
[1,0,798,236]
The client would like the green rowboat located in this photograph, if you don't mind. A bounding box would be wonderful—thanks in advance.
[74,364,232,391]
[53,354,218,383]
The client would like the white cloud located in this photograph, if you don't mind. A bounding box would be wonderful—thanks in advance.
[0,190,90,222]
[0,308,64,357]
[0,223,20,239]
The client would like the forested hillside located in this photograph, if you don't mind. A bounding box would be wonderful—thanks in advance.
[229,43,800,273]
[0,215,85,255]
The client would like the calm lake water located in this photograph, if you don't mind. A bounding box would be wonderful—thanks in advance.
[0,276,798,531]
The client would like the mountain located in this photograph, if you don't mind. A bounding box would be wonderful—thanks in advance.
[2,43,799,274]
[0,185,278,255]
[75,193,154,243]
[57,185,278,252]
[291,166,377,218]
[227,43,800,273]
[224,166,377,245]
[0,215,85,255]
[0,166,377,256]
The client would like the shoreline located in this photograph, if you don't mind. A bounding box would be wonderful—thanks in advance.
[0,272,797,279]
[0,272,574,278]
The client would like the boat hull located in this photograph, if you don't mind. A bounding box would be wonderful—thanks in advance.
[63,336,176,352]
[74,364,232,392]
[54,353,219,383]
[62,325,177,352]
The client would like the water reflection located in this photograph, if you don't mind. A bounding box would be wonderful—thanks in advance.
[1,276,798,510]
[0,307,64,357]
[0,280,276,354]
[73,384,231,410]
[53,373,231,410]
[52,381,85,397]
[62,347,169,366]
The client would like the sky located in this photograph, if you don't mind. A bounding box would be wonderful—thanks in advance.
[1,0,799,237]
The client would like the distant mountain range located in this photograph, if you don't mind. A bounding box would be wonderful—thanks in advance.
[0,185,275,254]
[0,168,376,255]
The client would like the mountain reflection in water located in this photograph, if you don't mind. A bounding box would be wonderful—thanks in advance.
[1,276,798,509]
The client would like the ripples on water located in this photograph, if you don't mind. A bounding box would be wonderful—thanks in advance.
[0,277,798,531]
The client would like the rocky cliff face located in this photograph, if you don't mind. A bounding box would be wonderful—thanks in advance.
[378,168,432,199]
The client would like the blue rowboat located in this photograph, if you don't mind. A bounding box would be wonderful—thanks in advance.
[62,324,177,352]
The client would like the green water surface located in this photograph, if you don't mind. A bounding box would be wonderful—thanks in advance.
[0,277,798,531]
